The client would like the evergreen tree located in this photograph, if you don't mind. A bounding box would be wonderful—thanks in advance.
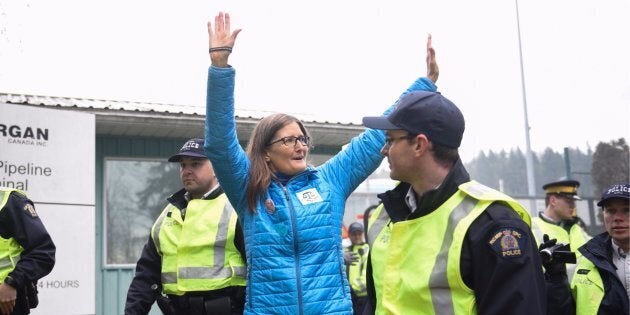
[591,138,629,194]
[466,146,594,197]
[537,147,565,194]
[506,149,526,195]
[568,147,596,197]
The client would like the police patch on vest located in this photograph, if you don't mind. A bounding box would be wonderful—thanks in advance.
[296,188,323,205]
[24,203,38,217]
[577,269,590,275]
[488,228,524,258]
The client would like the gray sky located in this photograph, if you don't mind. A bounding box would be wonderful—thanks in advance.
[1,0,628,162]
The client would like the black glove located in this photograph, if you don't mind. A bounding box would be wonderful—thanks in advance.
[539,234,567,280]
[344,251,360,266]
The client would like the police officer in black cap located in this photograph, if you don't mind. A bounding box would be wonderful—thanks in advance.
[531,179,591,281]
[0,188,55,315]
[125,138,246,315]
[362,88,547,314]
[345,222,369,314]
[570,182,629,314]
[544,183,630,315]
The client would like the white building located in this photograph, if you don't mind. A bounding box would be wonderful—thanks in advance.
[1,93,383,314]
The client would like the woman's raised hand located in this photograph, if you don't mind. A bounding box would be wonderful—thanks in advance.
[426,34,439,83]
[208,12,242,67]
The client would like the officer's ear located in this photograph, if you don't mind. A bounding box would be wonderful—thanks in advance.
[414,134,431,157]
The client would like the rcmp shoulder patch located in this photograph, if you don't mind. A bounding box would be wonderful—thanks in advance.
[488,227,524,258]
[24,203,38,218]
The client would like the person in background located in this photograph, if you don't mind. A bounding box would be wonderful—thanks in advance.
[362,90,547,314]
[0,188,55,315]
[531,179,591,280]
[204,12,439,314]
[125,138,246,315]
[345,222,370,314]
[570,183,629,314]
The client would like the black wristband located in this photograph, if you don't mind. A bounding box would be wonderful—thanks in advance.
[209,46,233,53]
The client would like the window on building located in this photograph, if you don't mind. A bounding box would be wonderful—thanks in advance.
[104,158,180,266]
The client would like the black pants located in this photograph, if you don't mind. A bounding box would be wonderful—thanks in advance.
[9,303,28,315]
[170,294,244,315]
[352,296,368,315]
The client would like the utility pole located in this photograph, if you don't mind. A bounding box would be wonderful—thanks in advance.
[515,0,537,215]
[564,147,572,179]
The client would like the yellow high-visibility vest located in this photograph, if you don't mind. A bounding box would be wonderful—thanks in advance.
[347,243,369,297]
[152,193,246,295]
[368,181,530,315]
[0,188,25,281]
[531,216,590,281]
[570,256,604,315]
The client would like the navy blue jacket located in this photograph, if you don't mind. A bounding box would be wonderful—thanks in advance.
[124,187,245,315]
[364,159,547,314]
[577,232,629,315]
[0,191,55,290]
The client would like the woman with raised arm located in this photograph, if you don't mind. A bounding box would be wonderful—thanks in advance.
[204,12,438,314]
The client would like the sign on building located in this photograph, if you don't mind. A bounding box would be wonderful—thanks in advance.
[1,103,95,314]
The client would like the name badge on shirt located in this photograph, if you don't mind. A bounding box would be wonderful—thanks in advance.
[296,188,323,205]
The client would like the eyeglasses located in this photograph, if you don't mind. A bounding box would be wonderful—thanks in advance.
[268,135,311,147]
[383,134,416,150]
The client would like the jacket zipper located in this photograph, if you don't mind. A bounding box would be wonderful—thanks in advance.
[337,241,348,299]
[247,253,252,309]
[283,185,304,315]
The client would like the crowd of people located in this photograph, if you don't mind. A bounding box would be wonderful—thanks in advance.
[1,11,628,315]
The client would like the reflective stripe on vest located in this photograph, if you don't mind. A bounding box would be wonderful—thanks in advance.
[368,204,389,250]
[570,256,604,315]
[151,194,245,294]
[531,217,590,282]
[0,255,20,269]
[428,195,478,315]
[369,181,530,315]
[367,203,388,310]
[0,188,26,281]
[348,243,369,297]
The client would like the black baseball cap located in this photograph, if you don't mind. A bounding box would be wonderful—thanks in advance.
[597,183,630,207]
[348,222,364,234]
[167,138,207,162]
[362,91,465,148]
[542,179,581,200]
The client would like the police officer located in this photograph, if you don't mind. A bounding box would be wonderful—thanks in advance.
[345,222,369,314]
[570,183,629,314]
[531,179,591,280]
[362,91,547,314]
[0,188,55,315]
[124,138,246,315]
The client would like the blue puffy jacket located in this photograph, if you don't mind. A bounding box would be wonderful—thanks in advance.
[204,65,436,314]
